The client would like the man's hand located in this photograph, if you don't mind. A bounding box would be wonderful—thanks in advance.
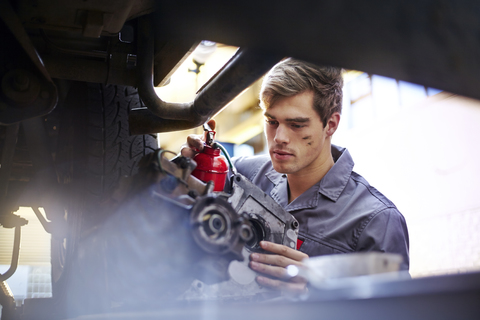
[249,241,309,294]
[180,119,216,158]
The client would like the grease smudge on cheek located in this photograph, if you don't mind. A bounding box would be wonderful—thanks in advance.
[303,135,313,146]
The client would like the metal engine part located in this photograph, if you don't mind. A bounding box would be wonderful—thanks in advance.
[191,195,252,260]
[136,149,299,276]
[135,150,254,266]
[124,149,299,301]
[228,173,299,251]
[181,171,299,301]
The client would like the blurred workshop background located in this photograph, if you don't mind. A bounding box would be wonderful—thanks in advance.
[2,41,480,303]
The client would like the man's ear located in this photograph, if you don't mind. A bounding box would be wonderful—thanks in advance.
[325,112,340,136]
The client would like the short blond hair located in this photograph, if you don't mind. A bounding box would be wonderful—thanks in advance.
[260,58,343,128]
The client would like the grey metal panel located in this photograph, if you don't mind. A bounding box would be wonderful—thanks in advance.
[155,0,480,101]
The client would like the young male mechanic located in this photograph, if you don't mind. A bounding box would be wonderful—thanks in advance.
[182,58,409,293]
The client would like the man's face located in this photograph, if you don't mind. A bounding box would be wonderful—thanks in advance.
[264,90,330,176]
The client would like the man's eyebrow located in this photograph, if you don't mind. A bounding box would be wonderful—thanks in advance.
[285,117,310,123]
[264,112,310,123]
[264,112,276,119]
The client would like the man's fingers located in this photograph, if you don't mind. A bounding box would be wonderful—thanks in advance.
[187,135,204,150]
[250,260,308,283]
[250,241,309,294]
[180,134,205,158]
[182,120,216,158]
[259,241,309,262]
[251,252,301,268]
[256,276,307,293]
[180,145,195,158]
[250,261,289,279]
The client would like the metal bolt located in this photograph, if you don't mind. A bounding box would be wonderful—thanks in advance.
[208,214,225,233]
[291,220,299,229]
[188,189,198,199]
[13,73,29,92]
[240,225,253,241]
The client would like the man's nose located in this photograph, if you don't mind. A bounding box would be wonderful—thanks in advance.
[274,125,289,144]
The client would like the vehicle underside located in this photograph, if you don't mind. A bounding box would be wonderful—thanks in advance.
[1,0,480,319]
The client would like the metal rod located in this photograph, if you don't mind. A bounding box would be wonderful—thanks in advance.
[42,55,137,86]
[137,15,194,121]
[192,47,281,118]
[131,15,282,135]
[129,108,199,135]
[32,207,53,234]
[0,226,21,281]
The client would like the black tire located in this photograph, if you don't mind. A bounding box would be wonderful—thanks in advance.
[52,82,157,299]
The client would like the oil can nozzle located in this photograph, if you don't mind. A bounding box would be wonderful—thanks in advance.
[203,123,215,146]
[202,122,235,173]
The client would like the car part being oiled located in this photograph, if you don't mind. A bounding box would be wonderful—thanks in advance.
[181,170,299,301]
[110,148,255,279]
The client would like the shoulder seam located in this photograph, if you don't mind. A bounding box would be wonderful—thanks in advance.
[350,172,395,208]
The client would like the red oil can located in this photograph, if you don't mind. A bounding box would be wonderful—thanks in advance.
[192,144,228,191]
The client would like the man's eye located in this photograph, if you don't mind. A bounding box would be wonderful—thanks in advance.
[266,120,278,126]
[291,124,305,129]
